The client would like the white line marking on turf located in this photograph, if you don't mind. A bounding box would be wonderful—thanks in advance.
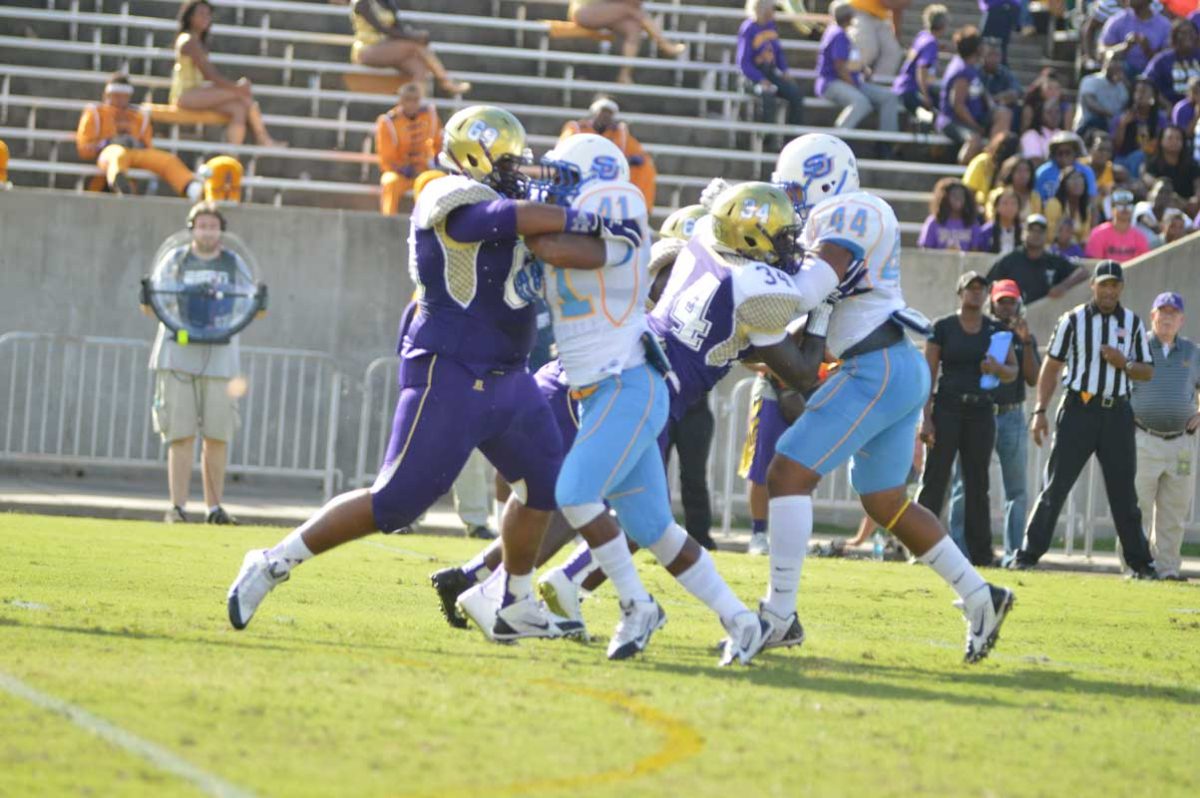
[0,671,257,798]
[7,600,49,610]
[360,540,439,560]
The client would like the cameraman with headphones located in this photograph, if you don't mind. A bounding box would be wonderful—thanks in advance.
[143,202,253,524]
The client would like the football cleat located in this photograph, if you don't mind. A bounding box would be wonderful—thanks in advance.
[430,567,472,629]
[758,602,805,650]
[747,531,769,556]
[956,584,1016,664]
[492,596,585,642]
[719,611,769,666]
[456,580,502,641]
[607,596,667,660]
[536,567,583,625]
[227,550,289,630]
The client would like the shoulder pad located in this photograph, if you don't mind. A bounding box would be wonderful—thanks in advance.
[414,175,500,229]
[732,265,802,333]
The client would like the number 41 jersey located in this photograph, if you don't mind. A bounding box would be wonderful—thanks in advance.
[648,217,804,415]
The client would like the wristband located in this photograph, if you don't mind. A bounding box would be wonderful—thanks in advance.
[563,208,601,236]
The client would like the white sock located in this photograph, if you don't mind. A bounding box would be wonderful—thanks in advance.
[590,535,650,604]
[763,495,813,617]
[185,180,204,201]
[675,549,748,623]
[503,571,533,605]
[919,536,989,606]
[493,499,505,528]
[461,552,492,585]
[267,528,313,571]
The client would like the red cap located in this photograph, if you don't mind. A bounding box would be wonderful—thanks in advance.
[990,279,1021,302]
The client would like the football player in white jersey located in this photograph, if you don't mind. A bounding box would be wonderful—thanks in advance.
[751,133,1016,664]
[519,136,769,665]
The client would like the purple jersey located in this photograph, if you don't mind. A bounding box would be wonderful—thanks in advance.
[1142,48,1200,106]
[816,25,858,96]
[892,30,939,96]
[938,56,988,132]
[403,176,536,373]
[1100,9,1171,74]
[1173,98,1196,131]
[919,216,981,251]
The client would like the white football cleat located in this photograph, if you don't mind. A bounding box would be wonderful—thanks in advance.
[537,567,583,625]
[456,580,502,642]
[956,584,1016,664]
[719,610,769,666]
[607,596,667,660]
[759,602,805,650]
[492,595,585,642]
[227,550,289,630]
[747,531,769,556]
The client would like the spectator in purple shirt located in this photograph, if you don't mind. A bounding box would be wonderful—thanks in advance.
[1142,19,1200,107]
[1171,75,1200,142]
[938,26,1010,164]
[1099,0,1171,79]
[892,4,949,115]
[920,178,983,250]
[738,0,805,128]
[817,1,899,147]
[979,0,1020,64]
[976,186,1022,254]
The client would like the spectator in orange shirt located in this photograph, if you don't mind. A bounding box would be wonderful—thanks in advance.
[0,139,9,189]
[375,82,442,216]
[559,96,657,208]
[76,74,206,200]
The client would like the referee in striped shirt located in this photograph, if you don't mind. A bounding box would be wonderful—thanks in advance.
[1011,260,1158,577]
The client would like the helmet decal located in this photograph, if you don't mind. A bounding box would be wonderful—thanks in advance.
[592,155,621,181]
[802,153,833,180]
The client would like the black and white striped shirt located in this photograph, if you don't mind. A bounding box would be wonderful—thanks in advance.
[1047,302,1152,399]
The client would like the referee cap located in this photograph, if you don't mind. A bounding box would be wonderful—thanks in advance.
[1092,260,1123,283]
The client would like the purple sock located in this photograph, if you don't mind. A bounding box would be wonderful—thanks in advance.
[562,547,593,580]
[752,519,767,534]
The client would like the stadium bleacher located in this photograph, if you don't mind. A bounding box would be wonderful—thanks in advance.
[0,0,1078,235]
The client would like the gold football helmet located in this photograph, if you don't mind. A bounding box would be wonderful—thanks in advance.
[439,105,532,197]
[659,204,707,241]
[709,182,802,269]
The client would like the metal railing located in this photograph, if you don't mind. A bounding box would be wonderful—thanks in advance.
[354,355,401,489]
[0,332,342,499]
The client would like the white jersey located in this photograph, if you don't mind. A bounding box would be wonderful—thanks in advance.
[801,190,906,358]
[543,179,652,388]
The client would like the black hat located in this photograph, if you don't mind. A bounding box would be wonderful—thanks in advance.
[956,270,987,292]
[1093,260,1123,283]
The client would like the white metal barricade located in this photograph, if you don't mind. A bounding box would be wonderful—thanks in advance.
[0,332,343,499]
[354,355,401,489]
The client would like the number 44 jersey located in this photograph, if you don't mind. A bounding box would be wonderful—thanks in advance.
[542,179,653,389]
[648,217,804,414]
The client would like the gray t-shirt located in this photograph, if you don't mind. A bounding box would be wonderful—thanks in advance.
[1131,335,1200,433]
[1075,73,1129,126]
[148,246,248,378]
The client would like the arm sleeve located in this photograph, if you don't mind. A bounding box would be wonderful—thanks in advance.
[1084,229,1103,259]
[444,199,520,242]
[918,216,938,249]
[773,39,789,73]
[931,317,947,348]
[76,105,101,161]
[428,112,443,166]
[1132,316,1153,364]
[737,26,765,83]
[1047,313,1073,361]
[375,116,398,171]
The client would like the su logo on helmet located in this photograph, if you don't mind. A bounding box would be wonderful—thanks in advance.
[802,153,834,180]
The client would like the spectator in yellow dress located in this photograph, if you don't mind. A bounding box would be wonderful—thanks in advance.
[559,96,658,208]
[375,82,442,215]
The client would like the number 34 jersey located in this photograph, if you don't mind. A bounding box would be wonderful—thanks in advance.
[542,179,653,389]
[648,217,804,414]
[802,191,906,358]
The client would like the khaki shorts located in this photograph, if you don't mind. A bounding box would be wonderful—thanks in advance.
[152,370,239,443]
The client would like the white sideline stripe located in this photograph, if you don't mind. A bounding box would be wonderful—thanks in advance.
[0,671,257,798]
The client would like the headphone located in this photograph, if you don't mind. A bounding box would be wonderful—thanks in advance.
[187,201,227,231]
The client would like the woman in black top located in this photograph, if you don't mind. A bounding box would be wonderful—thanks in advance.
[1145,125,1200,215]
[917,272,1018,566]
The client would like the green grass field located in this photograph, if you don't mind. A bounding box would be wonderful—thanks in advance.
[1,513,1198,798]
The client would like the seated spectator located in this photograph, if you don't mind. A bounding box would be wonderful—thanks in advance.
[1134,200,1165,247]
[375,82,440,216]
[891,4,949,116]
[980,0,1021,64]
[350,0,470,95]
[1113,76,1168,175]
[976,187,1022,253]
[1020,68,1072,134]
[0,138,9,190]
[1083,130,1116,194]
[988,154,1043,221]
[1075,51,1130,136]
[560,96,658,208]
[919,178,982,250]
[986,214,1088,302]
[1162,207,1192,243]
[1099,0,1171,79]
[1034,131,1097,201]
[170,1,284,146]
[848,0,908,78]
[1145,124,1200,215]
[1044,166,1094,248]
[739,1,805,129]
[979,37,1022,123]
[816,2,900,144]
[1171,76,1200,140]
[964,131,1018,208]
[1142,18,1200,107]
[937,26,1009,164]
[1049,216,1086,258]
[1086,188,1150,260]
[1020,102,1063,162]
[1081,0,1126,69]
[568,0,686,84]
[76,74,207,200]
